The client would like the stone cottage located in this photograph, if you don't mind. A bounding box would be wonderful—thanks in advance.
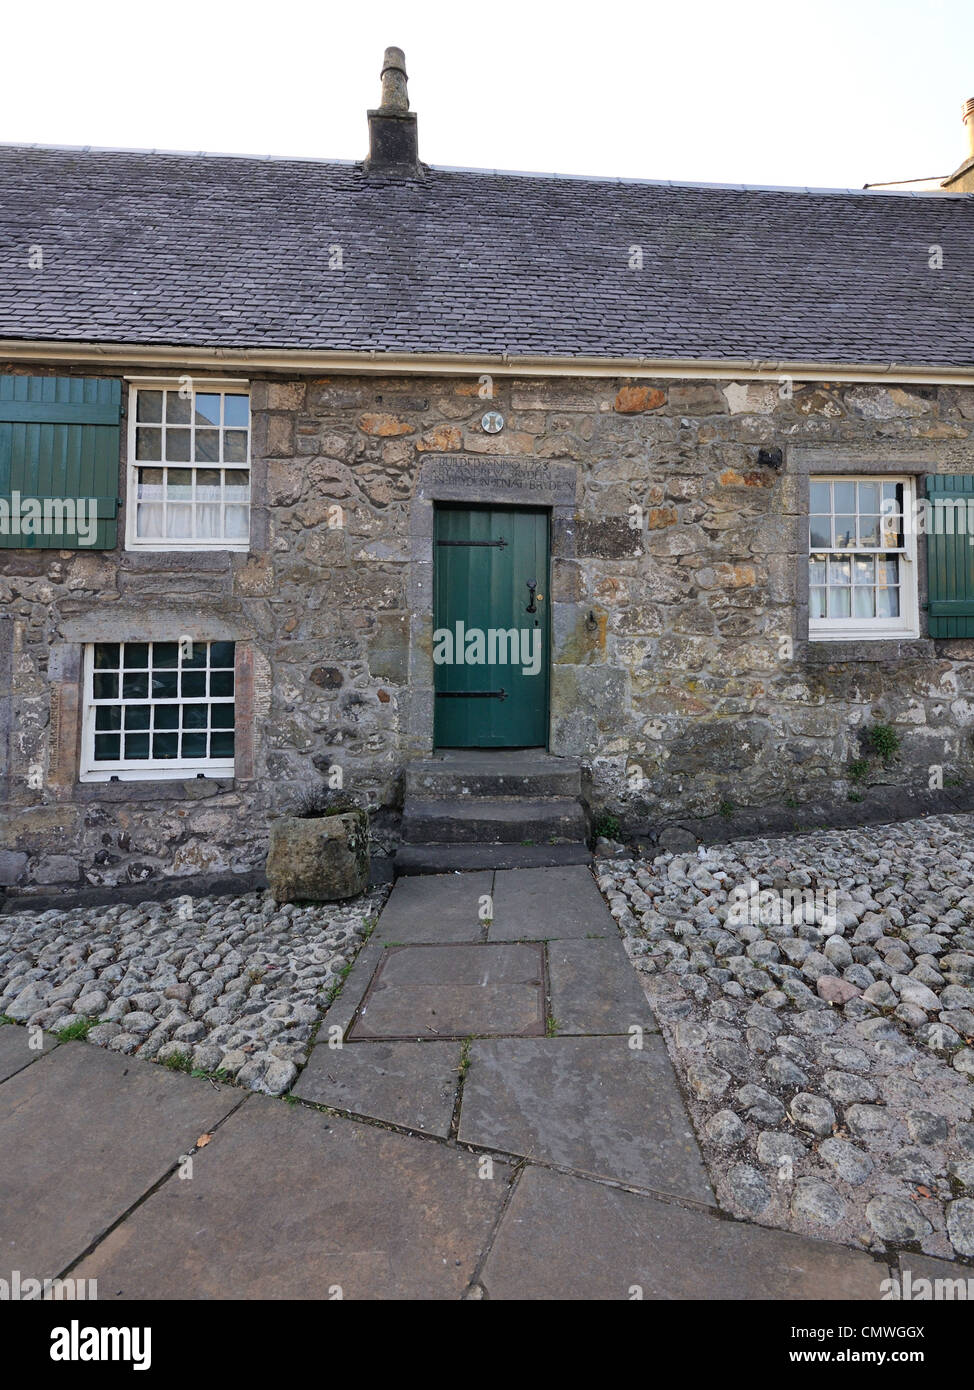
[1,49,974,895]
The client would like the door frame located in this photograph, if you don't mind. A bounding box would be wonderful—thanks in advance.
[405,453,578,758]
[432,501,552,750]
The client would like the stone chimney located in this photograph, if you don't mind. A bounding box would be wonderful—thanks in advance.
[963,98,974,161]
[942,97,974,191]
[365,47,421,175]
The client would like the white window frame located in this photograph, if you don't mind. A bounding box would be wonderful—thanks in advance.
[125,378,251,552]
[79,640,235,782]
[808,474,919,641]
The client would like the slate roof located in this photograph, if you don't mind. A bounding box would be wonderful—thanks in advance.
[0,143,972,367]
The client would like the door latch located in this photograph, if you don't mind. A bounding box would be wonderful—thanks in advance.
[525,579,537,614]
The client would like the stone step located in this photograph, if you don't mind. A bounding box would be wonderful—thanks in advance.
[400,796,589,846]
[394,842,594,875]
[404,752,581,800]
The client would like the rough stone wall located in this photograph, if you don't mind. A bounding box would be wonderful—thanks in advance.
[2,368,974,892]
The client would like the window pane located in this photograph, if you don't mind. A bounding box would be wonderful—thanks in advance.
[196,504,222,538]
[858,483,879,514]
[830,587,851,617]
[877,586,900,618]
[210,641,235,667]
[125,705,150,730]
[829,558,851,585]
[93,672,118,700]
[194,393,221,426]
[209,670,234,697]
[809,516,831,548]
[94,734,120,761]
[809,481,831,513]
[183,644,207,669]
[94,643,120,669]
[166,393,191,424]
[136,427,161,461]
[225,505,249,539]
[124,733,150,759]
[833,516,856,548]
[858,515,880,547]
[224,394,249,428]
[224,470,249,502]
[853,557,875,584]
[155,703,179,729]
[95,705,121,731]
[123,672,149,699]
[137,503,164,538]
[181,670,207,697]
[166,504,193,538]
[210,731,235,758]
[853,588,875,618]
[152,670,179,698]
[124,643,149,668]
[181,732,207,758]
[165,429,192,463]
[881,513,903,548]
[153,642,178,668]
[809,556,827,585]
[137,467,163,500]
[136,390,163,423]
[153,732,179,759]
[211,701,235,729]
[166,470,193,500]
[182,703,209,729]
[196,429,220,462]
[224,431,248,463]
[810,587,827,619]
[834,481,855,512]
[878,557,900,586]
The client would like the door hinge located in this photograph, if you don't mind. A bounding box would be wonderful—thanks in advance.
[435,689,508,700]
[435,538,508,548]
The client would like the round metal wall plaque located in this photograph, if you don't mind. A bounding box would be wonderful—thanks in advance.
[481,410,504,434]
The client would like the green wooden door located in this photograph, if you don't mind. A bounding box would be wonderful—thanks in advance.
[433,506,549,748]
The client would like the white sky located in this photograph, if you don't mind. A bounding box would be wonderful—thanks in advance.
[2,0,972,188]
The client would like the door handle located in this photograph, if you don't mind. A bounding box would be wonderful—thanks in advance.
[525,579,537,614]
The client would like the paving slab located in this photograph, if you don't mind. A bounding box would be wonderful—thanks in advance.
[548,938,658,1035]
[480,1166,886,1300]
[488,865,613,940]
[349,943,546,1040]
[0,1022,57,1082]
[0,1042,240,1276]
[459,1035,713,1202]
[294,1039,462,1136]
[897,1254,974,1296]
[74,1098,509,1300]
[374,872,491,943]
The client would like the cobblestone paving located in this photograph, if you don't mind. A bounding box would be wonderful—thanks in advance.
[597,813,974,1263]
[0,887,389,1095]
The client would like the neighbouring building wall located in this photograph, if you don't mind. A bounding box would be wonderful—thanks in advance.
[3,368,974,894]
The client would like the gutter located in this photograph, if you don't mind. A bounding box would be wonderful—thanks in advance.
[1,339,973,387]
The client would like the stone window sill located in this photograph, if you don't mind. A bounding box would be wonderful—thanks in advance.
[75,778,236,802]
[803,638,936,664]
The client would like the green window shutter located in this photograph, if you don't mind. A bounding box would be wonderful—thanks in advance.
[925,474,974,637]
[0,374,122,549]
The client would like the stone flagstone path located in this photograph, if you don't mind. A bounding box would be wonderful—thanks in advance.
[0,866,910,1299]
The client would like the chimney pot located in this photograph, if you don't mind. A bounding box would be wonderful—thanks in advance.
[379,47,409,113]
[964,98,974,161]
[365,45,421,176]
